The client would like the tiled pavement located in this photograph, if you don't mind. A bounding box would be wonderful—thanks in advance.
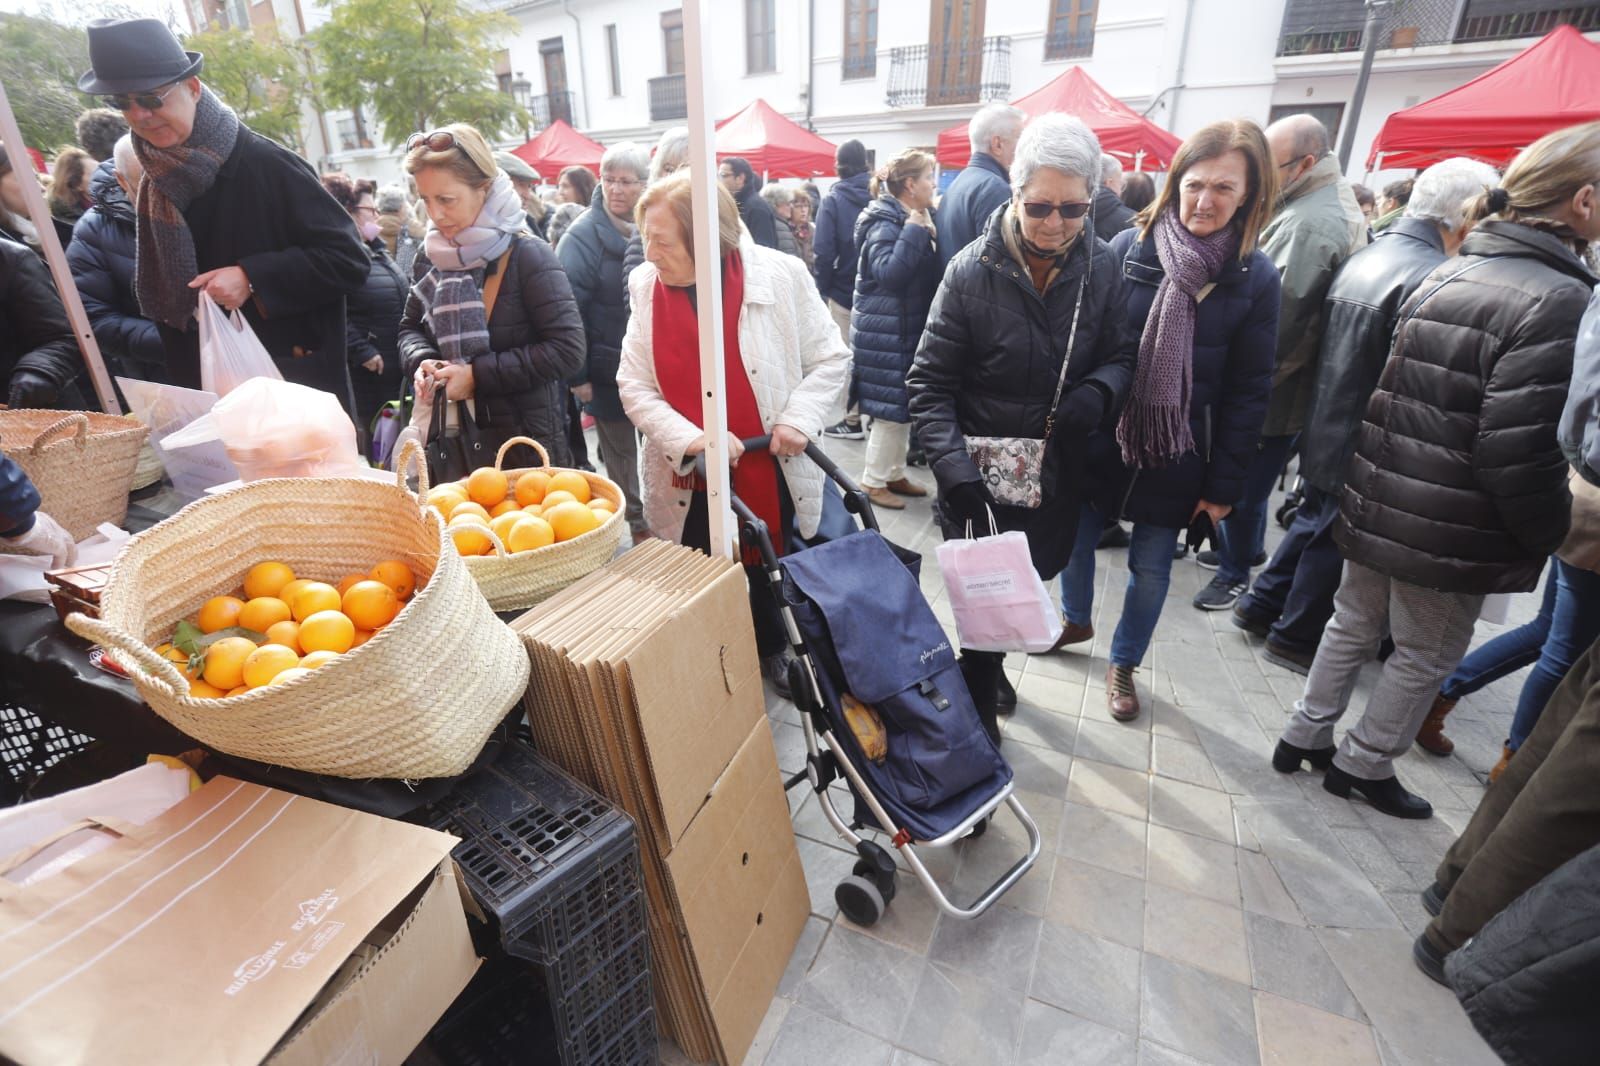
[657,436,1523,1066]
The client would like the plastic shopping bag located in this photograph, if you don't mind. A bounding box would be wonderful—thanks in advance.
[198,291,282,397]
[210,377,365,481]
[936,515,1063,653]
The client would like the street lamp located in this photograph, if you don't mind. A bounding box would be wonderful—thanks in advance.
[511,73,532,140]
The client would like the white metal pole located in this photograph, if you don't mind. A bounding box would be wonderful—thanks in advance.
[683,0,735,559]
[0,77,120,415]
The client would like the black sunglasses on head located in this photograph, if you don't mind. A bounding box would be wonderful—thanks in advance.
[102,83,183,112]
[406,130,460,153]
[1021,200,1092,220]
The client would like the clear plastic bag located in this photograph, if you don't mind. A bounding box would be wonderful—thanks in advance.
[209,377,365,481]
[197,291,282,397]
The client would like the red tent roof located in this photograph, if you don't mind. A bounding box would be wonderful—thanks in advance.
[715,99,838,179]
[1367,25,1600,170]
[936,66,1182,171]
[510,119,605,178]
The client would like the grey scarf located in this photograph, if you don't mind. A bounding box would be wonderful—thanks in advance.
[132,86,241,330]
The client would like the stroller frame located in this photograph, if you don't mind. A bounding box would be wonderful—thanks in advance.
[722,437,1042,925]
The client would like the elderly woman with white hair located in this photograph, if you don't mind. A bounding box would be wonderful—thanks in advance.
[759,183,803,259]
[623,127,690,306]
[908,112,1136,739]
[558,139,652,539]
[617,171,850,695]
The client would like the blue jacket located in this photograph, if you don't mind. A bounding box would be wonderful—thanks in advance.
[556,188,630,420]
[813,172,871,308]
[937,152,1010,268]
[1086,226,1280,529]
[850,195,941,423]
[67,161,166,379]
[0,455,40,537]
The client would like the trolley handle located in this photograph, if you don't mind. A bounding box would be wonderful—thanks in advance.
[692,433,880,535]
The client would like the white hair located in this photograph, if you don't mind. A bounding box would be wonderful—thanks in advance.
[375,183,409,214]
[1010,113,1103,195]
[600,140,651,181]
[1099,153,1123,189]
[760,183,793,207]
[112,133,140,182]
[1406,157,1501,232]
[650,126,689,183]
[969,102,1025,156]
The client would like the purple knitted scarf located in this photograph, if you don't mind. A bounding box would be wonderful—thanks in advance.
[1117,208,1239,468]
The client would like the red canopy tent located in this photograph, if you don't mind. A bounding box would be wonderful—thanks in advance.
[510,119,605,178]
[714,98,838,179]
[1367,25,1600,170]
[936,66,1182,172]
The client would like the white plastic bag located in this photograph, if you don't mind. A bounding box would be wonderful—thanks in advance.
[197,291,282,397]
[119,377,240,497]
[209,377,365,481]
[936,514,1063,653]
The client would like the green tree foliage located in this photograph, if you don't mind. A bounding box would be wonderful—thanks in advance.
[0,12,92,152]
[311,0,525,148]
[184,29,310,152]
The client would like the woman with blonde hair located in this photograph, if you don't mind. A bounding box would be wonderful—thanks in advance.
[851,148,942,510]
[47,146,96,226]
[396,123,586,475]
[617,170,850,696]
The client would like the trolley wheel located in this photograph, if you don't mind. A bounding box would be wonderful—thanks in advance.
[852,859,898,903]
[835,876,886,926]
[966,816,990,840]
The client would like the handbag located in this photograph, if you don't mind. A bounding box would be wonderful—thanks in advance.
[420,250,509,483]
[963,272,1087,509]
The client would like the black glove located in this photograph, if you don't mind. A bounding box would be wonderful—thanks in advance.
[941,479,994,529]
[7,370,58,409]
[1055,382,1109,438]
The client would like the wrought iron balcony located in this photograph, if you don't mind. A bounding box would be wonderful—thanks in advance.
[1456,2,1600,41]
[841,50,877,80]
[530,90,574,127]
[649,74,687,122]
[1277,0,1597,56]
[1044,28,1095,60]
[885,35,1011,108]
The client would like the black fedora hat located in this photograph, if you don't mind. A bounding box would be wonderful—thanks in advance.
[77,18,204,96]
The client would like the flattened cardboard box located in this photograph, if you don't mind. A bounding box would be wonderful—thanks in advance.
[0,777,479,1066]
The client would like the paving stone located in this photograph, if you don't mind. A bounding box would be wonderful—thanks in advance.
[927,902,1042,992]
[743,998,791,1066]
[1244,912,1364,1020]
[839,863,944,955]
[889,1052,940,1066]
[1148,776,1235,844]
[1067,757,1150,820]
[1136,1040,1218,1066]
[1005,741,1075,799]
[1017,998,1137,1066]
[797,926,925,1043]
[1030,922,1143,1035]
[1004,704,1080,755]
[1151,735,1223,790]
[1045,855,1146,949]
[776,915,831,997]
[1331,826,1419,893]
[1146,824,1240,906]
[1237,849,1304,926]
[897,962,1027,1066]
[1235,800,1401,929]
[1142,881,1250,983]
[1058,801,1148,879]
[1150,698,1203,743]
[1255,990,1383,1066]
[796,837,859,921]
[1076,720,1153,772]
[1140,954,1259,1066]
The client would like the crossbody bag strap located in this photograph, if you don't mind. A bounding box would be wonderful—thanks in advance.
[1042,272,1089,442]
[480,249,511,321]
[1388,257,1496,355]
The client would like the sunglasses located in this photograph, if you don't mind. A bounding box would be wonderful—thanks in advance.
[406,130,460,153]
[103,83,183,112]
[1021,200,1092,220]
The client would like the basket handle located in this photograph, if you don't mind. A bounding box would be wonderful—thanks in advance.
[477,523,511,560]
[63,613,189,697]
[30,413,90,456]
[494,436,550,472]
[395,437,430,500]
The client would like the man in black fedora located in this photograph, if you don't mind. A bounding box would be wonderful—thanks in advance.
[79,18,366,410]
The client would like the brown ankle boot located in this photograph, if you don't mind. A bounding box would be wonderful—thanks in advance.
[1415,694,1456,756]
[1488,744,1513,785]
[1106,664,1140,722]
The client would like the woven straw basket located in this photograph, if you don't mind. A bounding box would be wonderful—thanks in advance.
[0,410,149,541]
[435,435,625,612]
[65,441,530,779]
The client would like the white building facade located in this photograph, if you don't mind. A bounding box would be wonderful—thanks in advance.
[321,0,1600,189]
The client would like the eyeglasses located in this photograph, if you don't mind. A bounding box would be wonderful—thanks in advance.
[1021,201,1092,220]
[406,130,459,153]
[103,83,183,112]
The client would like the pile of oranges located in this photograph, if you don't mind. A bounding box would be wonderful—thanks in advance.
[155,558,419,700]
[427,465,613,558]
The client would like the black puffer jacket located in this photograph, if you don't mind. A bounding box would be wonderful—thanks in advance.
[813,171,871,307]
[66,160,166,379]
[908,208,1136,577]
[346,237,410,426]
[851,195,941,422]
[399,233,587,467]
[556,191,630,420]
[1337,221,1598,594]
[0,237,84,409]
[1298,217,1448,495]
[1092,184,1137,243]
[1085,224,1280,530]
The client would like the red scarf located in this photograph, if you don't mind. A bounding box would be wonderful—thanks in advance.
[652,252,784,557]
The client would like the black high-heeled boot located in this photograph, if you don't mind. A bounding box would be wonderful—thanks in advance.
[1272,739,1335,774]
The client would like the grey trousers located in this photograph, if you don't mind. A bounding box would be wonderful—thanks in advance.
[1282,560,1484,779]
[593,415,645,534]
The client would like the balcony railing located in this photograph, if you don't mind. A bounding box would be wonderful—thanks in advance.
[885,36,1011,108]
[530,90,574,127]
[1456,3,1600,41]
[1044,28,1095,60]
[648,74,687,122]
[842,49,877,80]
[1278,0,1597,55]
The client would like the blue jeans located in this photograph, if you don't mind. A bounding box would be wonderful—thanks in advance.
[1439,559,1600,751]
[1237,485,1342,652]
[1059,504,1181,668]
[1216,433,1297,586]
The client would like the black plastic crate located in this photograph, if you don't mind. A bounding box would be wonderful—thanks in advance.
[0,704,94,805]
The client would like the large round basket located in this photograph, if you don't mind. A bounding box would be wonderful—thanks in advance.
[0,410,149,541]
[65,441,530,779]
[436,436,625,612]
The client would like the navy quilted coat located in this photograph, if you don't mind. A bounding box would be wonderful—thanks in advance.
[849,195,941,423]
